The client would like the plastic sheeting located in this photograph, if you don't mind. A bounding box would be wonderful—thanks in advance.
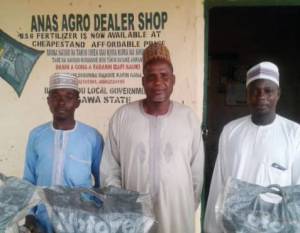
[43,186,155,233]
[0,173,155,233]
[216,178,300,233]
[0,173,41,233]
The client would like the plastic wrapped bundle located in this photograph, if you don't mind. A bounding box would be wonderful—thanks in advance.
[42,186,155,233]
[216,178,300,233]
[0,173,41,233]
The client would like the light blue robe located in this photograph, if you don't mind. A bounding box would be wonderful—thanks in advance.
[23,121,104,232]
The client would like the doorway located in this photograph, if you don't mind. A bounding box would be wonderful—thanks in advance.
[204,5,300,204]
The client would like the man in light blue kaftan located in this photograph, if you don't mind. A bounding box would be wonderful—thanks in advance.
[23,73,104,233]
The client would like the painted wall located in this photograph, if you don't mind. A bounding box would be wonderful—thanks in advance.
[1,0,204,231]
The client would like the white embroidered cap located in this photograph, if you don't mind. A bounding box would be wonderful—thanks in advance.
[49,73,79,91]
[246,61,279,87]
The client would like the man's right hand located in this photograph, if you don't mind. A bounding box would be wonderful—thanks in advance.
[24,215,45,233]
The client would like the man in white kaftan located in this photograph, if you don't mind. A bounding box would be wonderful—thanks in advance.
[101,100,203,233]
[204,62,300,233]
[100,43,204,233]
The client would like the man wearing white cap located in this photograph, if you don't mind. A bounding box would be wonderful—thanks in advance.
[23,73,104,233]
[100,43,204,233]
[204,61,300,233]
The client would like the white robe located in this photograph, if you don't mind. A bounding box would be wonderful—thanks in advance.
[204,115,300,233]
[100,100,204,233]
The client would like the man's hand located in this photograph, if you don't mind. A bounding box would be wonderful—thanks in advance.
[24,215,45,233]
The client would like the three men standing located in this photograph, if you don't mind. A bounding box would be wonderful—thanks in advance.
[23,47,299,233]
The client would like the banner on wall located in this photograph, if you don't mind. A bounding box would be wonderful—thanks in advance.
[14,12,169,104]
[0,30,43,97]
